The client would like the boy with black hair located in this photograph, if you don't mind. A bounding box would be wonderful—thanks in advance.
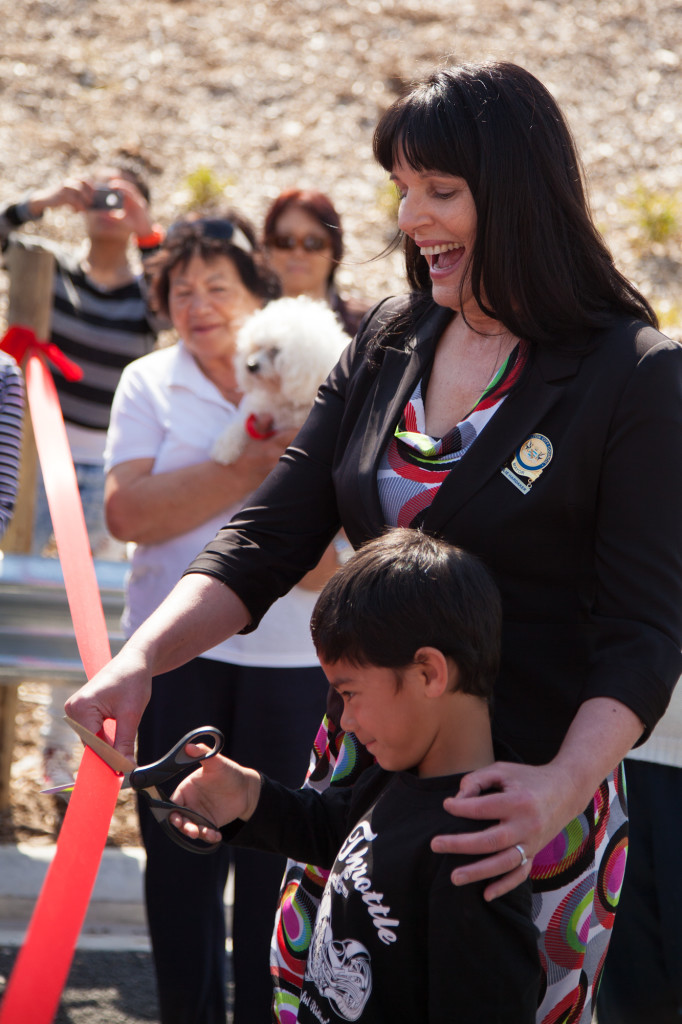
[171,529,541,1023]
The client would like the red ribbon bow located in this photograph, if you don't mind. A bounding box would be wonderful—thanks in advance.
[0,324,83,381]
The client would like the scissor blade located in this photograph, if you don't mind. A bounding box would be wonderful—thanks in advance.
[65,716,136,776]
[41,782,75,795]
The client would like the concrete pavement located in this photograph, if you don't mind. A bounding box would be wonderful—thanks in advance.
[0,844,161,1022]
[0,843,235,1021]
[0,842,149,950]
[0,946,159,1024]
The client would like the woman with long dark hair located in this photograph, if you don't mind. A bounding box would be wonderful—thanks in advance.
[69,62,682,1023]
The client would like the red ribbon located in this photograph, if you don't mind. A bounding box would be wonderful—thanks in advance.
[0,353,121,1024]
[245,411,276,440]
[0,325,83,382]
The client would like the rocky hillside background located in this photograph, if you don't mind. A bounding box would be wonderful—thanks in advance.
[1,0,681,332]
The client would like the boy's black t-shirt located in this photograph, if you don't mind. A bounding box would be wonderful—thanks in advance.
[229,764,541,1023]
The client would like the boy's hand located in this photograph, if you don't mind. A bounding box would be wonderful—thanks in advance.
[169,743,262,843]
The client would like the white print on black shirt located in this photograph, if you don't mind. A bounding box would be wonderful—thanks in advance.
[305,819,401,1021]
[307,889,372,1021]
[334,822,400,945]
[300,990,332,1024]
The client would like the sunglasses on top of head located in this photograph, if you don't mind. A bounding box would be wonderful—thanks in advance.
[267,233,331,253]
[166,218,254,254]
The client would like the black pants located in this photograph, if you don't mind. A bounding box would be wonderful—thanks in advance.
[137,658,329,1024]
[597,759,682,1024]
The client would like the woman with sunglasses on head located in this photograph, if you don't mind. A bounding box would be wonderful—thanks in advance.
[263,189,368,336]
[102,212,332,1024]
[70,63,682,1024]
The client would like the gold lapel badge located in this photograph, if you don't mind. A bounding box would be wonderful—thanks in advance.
[501,433,553,495]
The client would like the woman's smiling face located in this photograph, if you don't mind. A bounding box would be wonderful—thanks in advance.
[391,153,478,314]
[168,253,261,366]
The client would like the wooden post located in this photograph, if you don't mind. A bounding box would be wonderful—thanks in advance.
[0,238,55,811]
[0,685,19,813]
[1,240,55,553]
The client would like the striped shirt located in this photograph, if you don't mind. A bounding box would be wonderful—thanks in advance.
[0,204,157,433]
[47,246,156,430]
[0,352,24,538]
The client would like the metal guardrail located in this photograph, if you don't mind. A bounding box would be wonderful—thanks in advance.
[0,553,127,685]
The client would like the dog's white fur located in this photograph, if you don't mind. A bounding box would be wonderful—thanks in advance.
[211,295,349,465]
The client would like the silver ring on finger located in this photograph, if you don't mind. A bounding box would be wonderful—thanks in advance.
[514,843,528,868]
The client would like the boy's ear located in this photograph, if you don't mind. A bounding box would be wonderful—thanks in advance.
[412,646,452,697]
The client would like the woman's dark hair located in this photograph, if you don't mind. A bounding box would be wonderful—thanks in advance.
[150,210,280,318]
[115,166,151,205]
[373,61,657,347]
[310,528,501,701]
[263,189,344,286]
[95,162,151,204]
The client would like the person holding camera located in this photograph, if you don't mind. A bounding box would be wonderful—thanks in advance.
[0,163,160,792]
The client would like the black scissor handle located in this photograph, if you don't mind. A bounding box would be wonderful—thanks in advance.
[131,726,224,790]
[140,791,222,855]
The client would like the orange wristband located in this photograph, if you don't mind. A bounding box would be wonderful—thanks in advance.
[136,225,165,249]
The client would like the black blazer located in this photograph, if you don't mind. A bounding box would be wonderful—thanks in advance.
[191,298,682,765]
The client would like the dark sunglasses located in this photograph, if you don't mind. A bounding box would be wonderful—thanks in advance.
[268,233,331,253]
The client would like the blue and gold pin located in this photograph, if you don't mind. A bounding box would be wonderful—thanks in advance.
[501,433,553,494]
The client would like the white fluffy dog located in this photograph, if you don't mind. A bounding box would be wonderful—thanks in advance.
[211,295,349,465]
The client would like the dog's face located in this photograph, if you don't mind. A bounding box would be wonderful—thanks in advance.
[233,295,349,407]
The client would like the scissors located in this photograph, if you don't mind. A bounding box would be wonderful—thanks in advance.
[42,717,225,855]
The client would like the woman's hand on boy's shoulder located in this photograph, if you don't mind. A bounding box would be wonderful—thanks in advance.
[430,760,577,901]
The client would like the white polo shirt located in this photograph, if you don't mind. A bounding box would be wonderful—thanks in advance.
[105,341,320,667]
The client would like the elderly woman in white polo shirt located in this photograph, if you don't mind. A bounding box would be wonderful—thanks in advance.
[103,213,334,1024]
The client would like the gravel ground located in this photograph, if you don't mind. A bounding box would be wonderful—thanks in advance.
[0,683,141,846]
[0,949,160,1024]
[0,0,681,329]
[1,0,682,847]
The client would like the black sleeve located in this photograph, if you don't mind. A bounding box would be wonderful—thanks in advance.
[0,199,39,250]
[584,334,682,734]
[223,767,388,868]
[224,777,356,867]
[427,863,541,1023]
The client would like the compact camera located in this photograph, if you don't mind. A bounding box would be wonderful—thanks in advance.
[91,185,124,210]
